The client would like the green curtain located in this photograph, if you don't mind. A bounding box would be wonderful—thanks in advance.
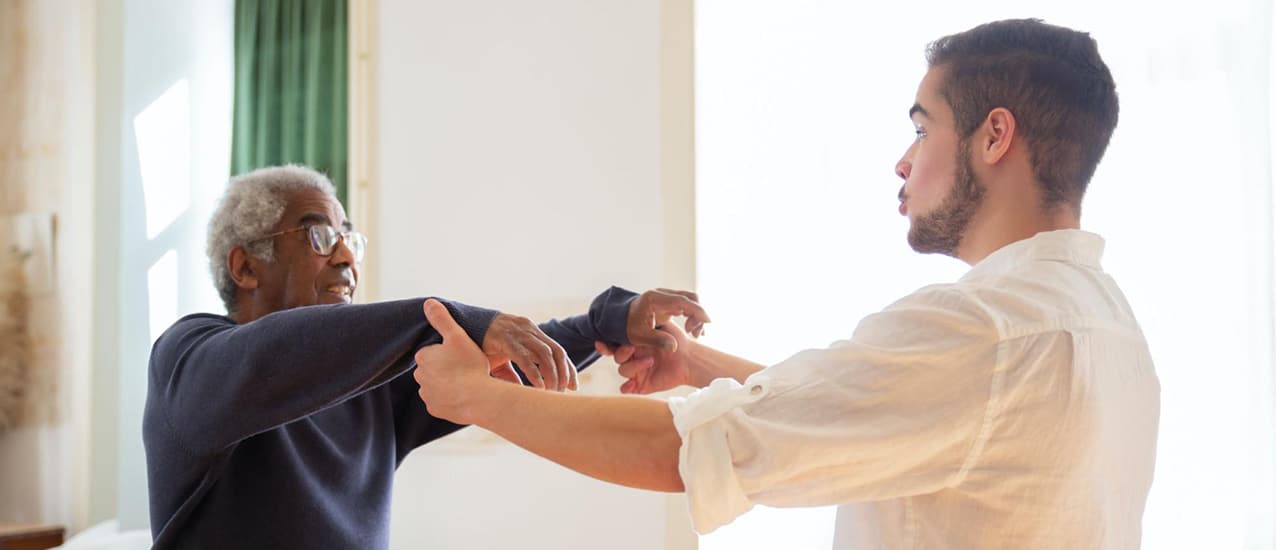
[231,0,348,204]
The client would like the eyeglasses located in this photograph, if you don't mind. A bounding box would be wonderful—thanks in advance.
[250,224,367,263]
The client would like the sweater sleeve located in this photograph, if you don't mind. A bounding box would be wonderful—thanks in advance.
[147,298,497,454]
[537,286,639,369]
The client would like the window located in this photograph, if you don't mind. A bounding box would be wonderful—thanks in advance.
[695,2,1275,547]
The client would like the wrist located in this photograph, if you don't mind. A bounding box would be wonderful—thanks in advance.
[684,339,716,388]
[684,339,764,386]
[462,376,513,427]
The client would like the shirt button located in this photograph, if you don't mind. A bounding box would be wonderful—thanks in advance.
[749,384,764,395]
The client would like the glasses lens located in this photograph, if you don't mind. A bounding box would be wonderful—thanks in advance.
[345,232,367,263]
[308,225,340,255]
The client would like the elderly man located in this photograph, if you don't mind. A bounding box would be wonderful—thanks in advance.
[142,165,708,549]
[414,19,1159,549]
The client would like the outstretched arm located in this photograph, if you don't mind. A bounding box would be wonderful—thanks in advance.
[148,298,495,453]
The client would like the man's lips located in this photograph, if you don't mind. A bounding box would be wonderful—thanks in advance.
[322,283,355,299]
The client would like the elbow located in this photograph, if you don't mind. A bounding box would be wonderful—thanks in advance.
[664,470,686,493]
[650,432,686,493]
[641,460,685,493]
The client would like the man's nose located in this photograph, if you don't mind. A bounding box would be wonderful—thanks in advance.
[895,157,911,181]
[329,236,356,266]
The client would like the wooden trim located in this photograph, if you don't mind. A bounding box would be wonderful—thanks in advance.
[347,0,379,302]
[0,523,65,550]
[661,0,697,293]
[660,3,699,548]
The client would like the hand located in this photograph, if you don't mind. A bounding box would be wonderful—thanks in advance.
[414,299,499,424]
[482,312,576,391]
[596,324,694,395]
[627,288,710,352]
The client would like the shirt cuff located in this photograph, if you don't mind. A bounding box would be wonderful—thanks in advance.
[668,375,772,534]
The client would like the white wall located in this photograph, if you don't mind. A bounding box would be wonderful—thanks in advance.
[372,0,696,548]
[109,0,232,531]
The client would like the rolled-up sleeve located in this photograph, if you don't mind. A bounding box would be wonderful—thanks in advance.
[669,375,774,532]
[668,286,1001,534]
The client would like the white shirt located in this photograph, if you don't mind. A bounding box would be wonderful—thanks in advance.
[669,230,1159,549]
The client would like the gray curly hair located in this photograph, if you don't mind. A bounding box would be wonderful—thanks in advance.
[208,165,337,314]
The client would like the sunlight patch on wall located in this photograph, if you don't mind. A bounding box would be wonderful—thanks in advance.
[133,79,192,240]
[147,250,179,345]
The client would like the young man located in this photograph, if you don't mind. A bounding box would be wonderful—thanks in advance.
[413,19,1159,548]
[142,165,708,549]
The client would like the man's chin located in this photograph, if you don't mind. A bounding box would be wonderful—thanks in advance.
[907,225,954,256]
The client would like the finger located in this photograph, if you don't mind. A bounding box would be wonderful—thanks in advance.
[542,336,575,392]
[523,337,560,391]
[423,299,469,340]
[661,294,711,325]
[594,341,615,357]
[629,294,709,350]
[490,361,520,384]
[622,368,652,395]
[613,344,638,364]
[653,289,710,324]
[616,356,654,379]
[413,346,431,367]
[510,344,545,389]
[656,288,700,304]
[685,318,705,338]
[412,354,429,385]
[412,346,442,384]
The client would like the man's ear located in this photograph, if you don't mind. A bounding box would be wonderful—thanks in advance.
[979,107,1017,165]
[228,246,260,290]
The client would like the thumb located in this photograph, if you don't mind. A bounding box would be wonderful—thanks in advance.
[423,299,468,340]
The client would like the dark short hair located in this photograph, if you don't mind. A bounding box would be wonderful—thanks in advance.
[926,19,1118,209]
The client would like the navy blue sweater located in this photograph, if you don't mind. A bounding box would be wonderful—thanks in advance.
[143,287,637,549]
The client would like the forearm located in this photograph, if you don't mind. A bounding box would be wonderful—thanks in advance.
[473,380,685,492]
[687,340,766,387]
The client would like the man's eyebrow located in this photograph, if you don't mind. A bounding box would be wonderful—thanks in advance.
[909,103,929,119]
[298,213,353,231]
[298,213,332,226]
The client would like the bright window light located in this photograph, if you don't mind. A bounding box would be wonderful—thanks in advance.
[133,79,192,240]
[147,250,179,346]
[696,1,1274,548]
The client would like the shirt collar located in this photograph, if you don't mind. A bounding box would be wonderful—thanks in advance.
[961,229,1106,281]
